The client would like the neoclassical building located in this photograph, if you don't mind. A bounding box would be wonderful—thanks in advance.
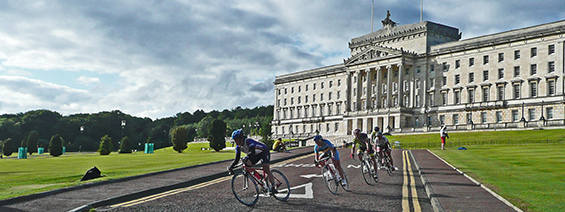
[273,12,565,140]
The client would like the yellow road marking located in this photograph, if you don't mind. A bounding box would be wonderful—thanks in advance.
[406,151,422,212]
[112,153,315,208]
[402,151,410,212]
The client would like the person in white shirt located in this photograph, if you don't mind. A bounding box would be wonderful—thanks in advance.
[440,125,449,150]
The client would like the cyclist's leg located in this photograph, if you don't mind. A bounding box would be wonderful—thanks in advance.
[368,146,378,173]
[331,150,346,183]
[357,148,364,161]
[258,152,275,188]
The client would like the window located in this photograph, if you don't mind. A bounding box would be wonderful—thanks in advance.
[483,70,489,81]
[313,94,316,102]
[530,64,537,75]
[277,99,280,107]
[469,58,475,66]
[497,86,504,100]
[298,86,301,92]
[336,104,341,114]
[277,89,281,95]
[513,84,520,99]
[455,75,460,84]
[328,105,332,115]
[335,123,339,131]
[548,44,555,55]
[466,113,472,124]
[442,92,448,105]
[291,97,294,105]
[469,72,474,83]
[548,80,555,96]
[453,114,459,125]
[305,96,309,103]
[530,82,537,97]
[528,109,535,121]
[291,87,294,93]
[498,53,504,62]
[443,62,448,71]
[313,83,316,90]
[483,55,489,64]
[320,93,324,101]
[512,110,519,122]
[455,60,460,68]
[514,66,520,77]
[514,50,520,59]
[454,90,461,104]
[442,76,447,86]
[321,82,324,89]
[298,96,301,104]
[481,112,487,123]
[311,107,316,117]
[328,92,332,100]
[429,78,435,88]
[498,68,504,79]
[427,116,432,126]
[337,91,340,99]
[439,115,445,125]
[338,79,341,86]
[284,88,287,94]
[468,89,475,103]
[548,61,555,73]
[329,81,333,88]
[531,47,537,57]
[547,107,554,119]
[305,84,309,91]
[496,111,502,123]
[284,98,287,105]
[482,87,489,102]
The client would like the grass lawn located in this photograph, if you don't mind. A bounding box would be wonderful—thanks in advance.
[431,143,565,212]
[0,142,235,200]
[389,128,565,149]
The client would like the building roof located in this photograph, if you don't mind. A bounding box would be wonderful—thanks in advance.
[274,64,345,85]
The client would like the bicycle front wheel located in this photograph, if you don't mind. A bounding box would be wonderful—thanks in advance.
[321,165,338,194]
[270,169,290,201]
[231,172,259,206]
[361,160,374,185]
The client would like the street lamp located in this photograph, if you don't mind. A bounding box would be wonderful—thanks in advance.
[79,125,85,152]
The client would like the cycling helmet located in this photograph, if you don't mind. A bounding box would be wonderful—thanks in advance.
[374,127,380,132]
[314,135,323,141]
[231,129,245,139]
[377,131,383,137]
[352,129,361,135]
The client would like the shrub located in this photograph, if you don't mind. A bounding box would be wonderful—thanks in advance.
[98,135,113,155]
[48,134,63,157]
[119,136,132,153]
[2,138,14,157]
[26,131,39,155]
[171,126,188,153]
[209,119,226,152]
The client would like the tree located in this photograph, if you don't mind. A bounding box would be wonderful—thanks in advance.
[48,134,63,157]
[259,119,273,149]
[2,138,14,156]
[26,131,39,155]
[119,136,132,153]
[209,119,226,152]
[98,135,113,155]
[186,125,197,142]
[170,126,188,153]
[197,116,215,138]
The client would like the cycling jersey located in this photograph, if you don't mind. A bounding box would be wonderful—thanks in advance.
[230,138,270,169]
[314,139,340,161]
[272,140,282,151]
[370,131,378,144]
[353,133,370,150]
[375,136,390,147]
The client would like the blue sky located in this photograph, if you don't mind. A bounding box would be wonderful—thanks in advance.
[0,0,564,119]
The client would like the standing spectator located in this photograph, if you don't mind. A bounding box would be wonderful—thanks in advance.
[440,125,449,150]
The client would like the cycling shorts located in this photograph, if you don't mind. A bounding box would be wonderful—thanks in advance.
[358,144,375,156]
[376,144,391,153]
[320,148,340,161]
[244,151,271,165]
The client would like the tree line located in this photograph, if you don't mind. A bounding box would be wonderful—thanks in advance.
[0,106,273,156]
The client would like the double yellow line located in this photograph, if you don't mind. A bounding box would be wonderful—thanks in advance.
[111,153,315,208]
[402,150,421,212]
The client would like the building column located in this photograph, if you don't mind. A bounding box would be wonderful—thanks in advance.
[398,63,404,108]
[386,65,392,108]
[346,72,352,112]
[375,67,382,109]
[356,70,362,111]
[366,68,373,110]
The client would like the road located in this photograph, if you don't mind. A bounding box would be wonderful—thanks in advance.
[101,148,433,212]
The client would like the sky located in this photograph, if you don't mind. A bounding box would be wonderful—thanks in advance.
[0,0,564,119]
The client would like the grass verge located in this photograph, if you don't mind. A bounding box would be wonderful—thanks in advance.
[431,143,565,212]
[0,143,234,200]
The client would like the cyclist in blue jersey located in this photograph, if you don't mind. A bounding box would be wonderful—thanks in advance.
[228,129,276,194]
[313,135,347,186]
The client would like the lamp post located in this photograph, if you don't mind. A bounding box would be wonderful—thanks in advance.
[79,125,84,152]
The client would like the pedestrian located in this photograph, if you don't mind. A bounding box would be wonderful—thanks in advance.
[440,125,449,150]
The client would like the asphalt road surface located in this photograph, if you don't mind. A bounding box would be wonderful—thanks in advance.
[101,148,433,212]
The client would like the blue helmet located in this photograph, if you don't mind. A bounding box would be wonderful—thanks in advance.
[231,129,244,139]
[314,135,323,141]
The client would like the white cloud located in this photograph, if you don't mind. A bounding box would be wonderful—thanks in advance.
[77,76,100,84]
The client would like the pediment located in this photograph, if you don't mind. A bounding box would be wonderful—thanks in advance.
[344,45,404,66]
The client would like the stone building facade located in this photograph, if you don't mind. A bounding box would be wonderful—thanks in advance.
[273,13,565,140]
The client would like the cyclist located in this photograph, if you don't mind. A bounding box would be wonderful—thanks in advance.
[374,131,395,170]
[351,129,379,179]
[227,129,277,194]
[370,126,380,144]
[313,135,347,186]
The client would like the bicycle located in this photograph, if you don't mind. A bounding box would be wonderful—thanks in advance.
[230,163,290,206]
[360,152,378,185]
[317,153,349,194]
[377,148,394,176]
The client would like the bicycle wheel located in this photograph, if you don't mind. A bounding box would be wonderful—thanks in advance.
[321,165,338,194]
[231,172,259,206]
[385,156,393,176]
[361,159,374,185]
[369,158,379,183]
[270,169,290,201]
[341,172,350,191]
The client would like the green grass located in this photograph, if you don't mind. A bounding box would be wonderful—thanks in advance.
[0,142,235,200]
[389,129,565,149]
[431,143,565,212]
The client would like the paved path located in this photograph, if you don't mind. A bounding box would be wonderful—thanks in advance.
[411,149,516,212]
[0,148,313,212]
[101,148,433,212]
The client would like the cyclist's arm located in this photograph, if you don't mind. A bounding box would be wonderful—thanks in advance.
[229,147,241,170]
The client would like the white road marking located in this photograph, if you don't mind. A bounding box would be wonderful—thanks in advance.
[259,182,314,199]
[347,164,361,169]
[300,174,323,178]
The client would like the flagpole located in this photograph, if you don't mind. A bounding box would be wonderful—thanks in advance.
[420,0,423,22]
